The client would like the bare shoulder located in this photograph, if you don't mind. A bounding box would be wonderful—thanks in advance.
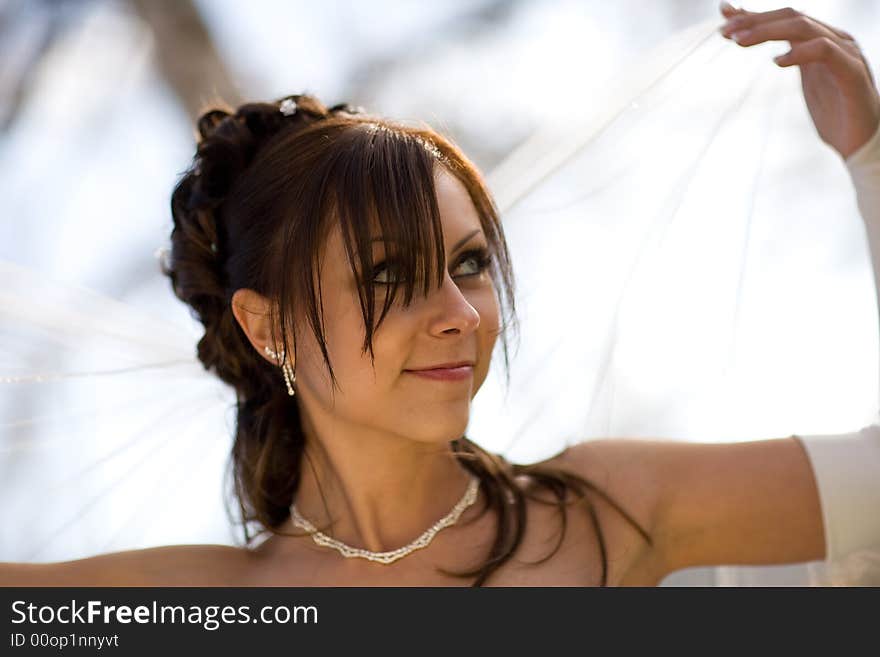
[536,439,668,586]
[0,544,254,587]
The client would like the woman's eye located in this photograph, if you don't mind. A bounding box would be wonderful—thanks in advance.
[459,250,492,276]
[371,262,401,285]
[370,249,492,285]
[453,249,493,278]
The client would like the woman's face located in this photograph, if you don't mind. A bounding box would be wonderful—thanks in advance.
[291,166,501,445]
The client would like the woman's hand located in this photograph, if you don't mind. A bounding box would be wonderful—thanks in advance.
[719,2,880,159]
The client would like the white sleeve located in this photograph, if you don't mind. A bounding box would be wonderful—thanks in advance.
[846,122,880,325]
[794,123,880,564]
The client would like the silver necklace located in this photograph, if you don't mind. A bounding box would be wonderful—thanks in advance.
[289,475,480,565]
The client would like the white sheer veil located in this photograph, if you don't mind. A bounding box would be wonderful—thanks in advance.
[2,19,877,584]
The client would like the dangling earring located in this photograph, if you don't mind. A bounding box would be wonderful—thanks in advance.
[263,345,296,396]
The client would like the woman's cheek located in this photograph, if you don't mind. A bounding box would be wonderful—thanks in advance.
[472,284,501,335]
[472,287,501,384]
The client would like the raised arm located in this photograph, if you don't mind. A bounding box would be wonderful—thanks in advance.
[646,3,880,581]
[793,86,880,569]
[638,111,880,572]
[720,1,880,565]
[558,5,880,585]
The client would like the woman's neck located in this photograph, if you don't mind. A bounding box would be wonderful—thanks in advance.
[292,413,475,555]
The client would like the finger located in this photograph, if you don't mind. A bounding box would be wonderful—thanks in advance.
[807,16,855,42]
[721,7,854,42]
[728,16,840,47]
[774,37,862,81]
[719,2,747,19]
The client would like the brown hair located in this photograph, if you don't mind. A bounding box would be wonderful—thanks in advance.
[163,93,651,586]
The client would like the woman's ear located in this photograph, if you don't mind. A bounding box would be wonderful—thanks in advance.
[230,288,278,363]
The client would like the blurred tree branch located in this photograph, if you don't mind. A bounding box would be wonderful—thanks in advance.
[129,0,240,118]
[1,0,240,133]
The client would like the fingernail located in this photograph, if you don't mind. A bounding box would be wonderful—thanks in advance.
[732,29,750,43]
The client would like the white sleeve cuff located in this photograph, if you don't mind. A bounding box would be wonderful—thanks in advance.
[845,121,880,229]
[795,424,880,563]
[845,121,880,231]
[846,121,880,174]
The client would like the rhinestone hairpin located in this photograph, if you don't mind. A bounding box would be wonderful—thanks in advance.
[279,98,298,117]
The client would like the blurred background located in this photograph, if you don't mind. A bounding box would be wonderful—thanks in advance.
[2,0,879,585]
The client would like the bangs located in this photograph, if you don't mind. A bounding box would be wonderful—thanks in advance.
[328,123,448,360]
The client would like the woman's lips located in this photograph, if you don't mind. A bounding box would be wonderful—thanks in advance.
[403,365,474,381]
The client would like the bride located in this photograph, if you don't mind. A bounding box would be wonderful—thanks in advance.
[3,3,880,586]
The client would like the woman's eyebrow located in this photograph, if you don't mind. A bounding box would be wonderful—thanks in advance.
[449,228,482,253]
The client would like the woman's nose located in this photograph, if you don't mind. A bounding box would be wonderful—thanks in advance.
[426,271,481,336]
